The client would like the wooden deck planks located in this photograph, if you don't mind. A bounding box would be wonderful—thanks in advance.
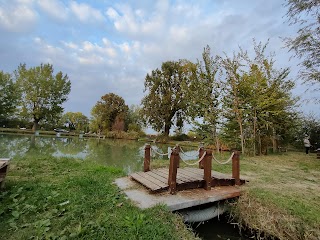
[130,167,239,192]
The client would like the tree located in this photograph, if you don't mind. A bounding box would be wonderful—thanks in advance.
[221,41,298,155]
[15,63,71,131]
[0,71,19,124]
[141,60,195,136]
[126,105,144,133]
[91,93,129,133]
[284,0,320,92]
[61,112,89,132]
[188,46,222,148]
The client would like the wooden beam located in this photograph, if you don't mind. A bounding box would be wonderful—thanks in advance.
[168,148,179,194]
[144,144,151,172]
[203,149,212,190]
[232,151,240,185]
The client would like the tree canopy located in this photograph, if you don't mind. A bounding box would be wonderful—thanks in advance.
[284,0,320,92]
[141,60,196,136]
[60,112,89,132]
[91,93,129,133]
[15,63,71,131]
[221,41,298,155]
[0,71,19,123]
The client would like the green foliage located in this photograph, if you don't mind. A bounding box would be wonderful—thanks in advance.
[284,0,320,92]
[141,60,196,136]
[220,40,298,155]
[0,71,20,124]
[187,46,222,145]
[15,63,71,131]
[0,154,196,240]
[126,105,144,135]
[91,93,129,133]
[60,112,89,132]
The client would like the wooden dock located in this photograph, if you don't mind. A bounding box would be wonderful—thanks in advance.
[130,167,241,193]
[0,158,10,189]
[115,145,245,211]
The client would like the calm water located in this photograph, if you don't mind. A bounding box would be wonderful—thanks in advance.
[0,133,246,240]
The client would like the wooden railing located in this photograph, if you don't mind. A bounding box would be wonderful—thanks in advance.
[143,144,240,194]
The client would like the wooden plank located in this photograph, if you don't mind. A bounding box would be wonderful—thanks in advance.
[177,169,201,182]
[156,168,185,184]
[130,173,162,191]
[184,167,204,175]
[185,167,232,180]
[179,168,204,181]
[135,172,167,189]
[143,171,168,188]
[212,171,233,179]
[145,170,168,183]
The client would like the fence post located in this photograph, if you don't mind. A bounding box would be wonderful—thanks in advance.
[232,150,240,185]
[175,144,180,168]
[144,144,151,172]
[199,144,205,169]
[168,148,179,194]
[203,149,212,190]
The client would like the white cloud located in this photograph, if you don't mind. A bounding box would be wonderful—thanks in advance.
[62,41,78,50]
[70,1,105,23]
[0,1,37,32]
[37,0,68,21]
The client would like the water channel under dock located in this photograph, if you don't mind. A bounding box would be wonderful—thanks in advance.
[1,133,247,240]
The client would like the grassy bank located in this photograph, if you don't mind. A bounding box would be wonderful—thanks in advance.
[0,154,197,240]
[151,151,320,239]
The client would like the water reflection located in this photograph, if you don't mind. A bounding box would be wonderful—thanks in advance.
[1,134,201,174]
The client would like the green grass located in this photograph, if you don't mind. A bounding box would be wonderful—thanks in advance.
[149,151,320,239]
[0,154,196,240]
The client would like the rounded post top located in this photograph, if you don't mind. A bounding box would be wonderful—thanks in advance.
[205,149,213,155]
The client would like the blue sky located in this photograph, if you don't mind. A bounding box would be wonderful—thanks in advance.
[0,0,318,121]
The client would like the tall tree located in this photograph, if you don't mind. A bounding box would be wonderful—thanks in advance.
[221,41,298,155]
[141,60,195,136]
[0,71,19,123]
[61,112,89,132]
[15,63,71,131]
[284,0,320,92]
[91,93,129,133]
[188,46,222,149]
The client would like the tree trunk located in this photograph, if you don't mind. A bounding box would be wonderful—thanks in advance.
[272,127,277,153]
[164,122,171,136]
[32,119,39,131]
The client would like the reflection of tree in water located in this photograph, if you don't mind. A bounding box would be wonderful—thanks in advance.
[0,134,30,157]
[86,139,145,173]
[27,136,56,156]
[55,137,87,156]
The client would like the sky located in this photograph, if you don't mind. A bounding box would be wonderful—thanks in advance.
[0,0,318,121]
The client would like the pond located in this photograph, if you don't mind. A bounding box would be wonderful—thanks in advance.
[0,133,245,240]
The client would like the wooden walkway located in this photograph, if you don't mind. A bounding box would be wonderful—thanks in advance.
[130,167,241,193]
[0,158,10,189]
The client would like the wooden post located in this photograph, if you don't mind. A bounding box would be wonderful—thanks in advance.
[175,144,180,168]
[168,148,179,194]
[199,146,205,169]
[144,144,151,172]
[232,150,240,185]
[203,149,212,190]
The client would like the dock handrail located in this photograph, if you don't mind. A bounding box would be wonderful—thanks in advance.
[143,144,241,194]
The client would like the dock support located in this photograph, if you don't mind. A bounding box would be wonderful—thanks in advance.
[203,149,212,190]
[232,151,240,185]
[168,148,179,194]
[144,144,151,172]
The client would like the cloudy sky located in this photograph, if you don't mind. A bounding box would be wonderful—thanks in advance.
[0,0,317,119]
